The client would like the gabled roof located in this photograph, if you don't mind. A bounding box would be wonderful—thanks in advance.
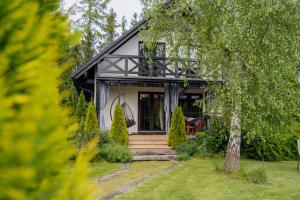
[72,19,146,79]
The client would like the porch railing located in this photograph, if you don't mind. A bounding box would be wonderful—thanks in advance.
[98,55,202,79]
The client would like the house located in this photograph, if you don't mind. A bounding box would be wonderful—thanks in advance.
[72,19,213,160]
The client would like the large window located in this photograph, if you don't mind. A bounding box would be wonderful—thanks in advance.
[138,92,165,132]
[179,93,203,118]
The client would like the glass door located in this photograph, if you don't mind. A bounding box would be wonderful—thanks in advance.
[138,92,165,133]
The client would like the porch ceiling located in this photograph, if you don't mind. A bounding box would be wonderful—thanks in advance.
[97,76,208,88]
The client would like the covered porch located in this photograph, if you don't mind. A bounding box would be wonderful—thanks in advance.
[95,76,210,136]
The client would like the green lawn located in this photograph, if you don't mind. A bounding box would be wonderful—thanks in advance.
[115,159,300,200]
[90,161,174,199]
[89,159,300,200]
[89,161,123,179]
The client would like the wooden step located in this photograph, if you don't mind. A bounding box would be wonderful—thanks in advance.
[132,149,176,155]
[129,144,171,149]
[129,135,168,141]
[129,140,168,145]
[133,154,176,161]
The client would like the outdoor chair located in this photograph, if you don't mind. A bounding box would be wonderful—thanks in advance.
[297,140,300,171]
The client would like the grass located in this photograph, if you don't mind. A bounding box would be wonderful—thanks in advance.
[89,161,174,199]
[115,158,300,200]
[89,161,123,179]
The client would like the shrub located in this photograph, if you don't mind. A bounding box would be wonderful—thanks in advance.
[102,143,132,163]
[195,132,206,146]
[242,133,300,161]
[176,153,190,161]
[110,103,129,145]
[84,101,99,139]
[175,143,198,156]
[75,91,88,123]
[99,131,112,145]
[246,168,267,184]
[0,1,93,199]
[204,117,230,154]
[168,106,187,148]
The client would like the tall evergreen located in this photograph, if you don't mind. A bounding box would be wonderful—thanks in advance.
[168,107,187,148]
[110,103,129,145]
[130,12,139,28]
[69,0,111,63]
[120,16,128,35]
[75,91,88,127]
[0,0,93,199]
[103,8,119,45]
[84,101,99,140]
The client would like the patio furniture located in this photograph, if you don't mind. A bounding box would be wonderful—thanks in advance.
[110,93,136,128]
[297,140,300,170]
[186,117,206,135]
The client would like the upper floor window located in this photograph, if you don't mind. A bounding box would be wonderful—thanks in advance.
[138,41,166,58]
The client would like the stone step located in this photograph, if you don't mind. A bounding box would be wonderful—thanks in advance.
[129,140,168,145]
[132,149,176,155]
[132,154,176,161]
[129,144,171,149]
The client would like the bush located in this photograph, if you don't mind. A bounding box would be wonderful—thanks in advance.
[99,131,111,145]
[84,101,99,139]
[246,168,267,184]
[205,116,300,161]
[110,103,129,145]
[204,118,230,154]
[0,1,93,199]
[168,106,187,148]
[75,91,88,123]
[242,133,300,161]
[101,143,132,163]
[175,143,198,156]
[176,153,190,161]
[195,132,206,146]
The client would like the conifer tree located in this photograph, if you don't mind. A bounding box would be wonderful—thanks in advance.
[84,101,99,141]
[168,107,187,148]
[130,12,139,27]
[110,103,129,145]
[75,91,88,124]
[121,16,128,34]
[69,0,111,63]
[0,0,94,199]
[103,8,119,45]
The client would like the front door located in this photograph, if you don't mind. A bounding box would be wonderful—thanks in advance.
[138,92,165,134]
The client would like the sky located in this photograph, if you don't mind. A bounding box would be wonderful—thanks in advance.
[62,0,143,23]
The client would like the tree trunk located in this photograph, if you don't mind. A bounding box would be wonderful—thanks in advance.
[224,102,241,171]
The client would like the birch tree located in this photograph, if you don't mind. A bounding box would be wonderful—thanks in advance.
[141,0,300,171]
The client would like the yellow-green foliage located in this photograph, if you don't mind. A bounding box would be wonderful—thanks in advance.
[168,106,187,148]
[84,101,99,139]
[110,103,129,145]
[75,91,88,123]
[0,0,94,199]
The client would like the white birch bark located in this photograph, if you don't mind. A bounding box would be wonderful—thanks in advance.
[224,101,241,171]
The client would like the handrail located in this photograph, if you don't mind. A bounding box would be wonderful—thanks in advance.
[99,54,201,79]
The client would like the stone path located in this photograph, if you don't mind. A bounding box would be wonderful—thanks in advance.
[101,161,179,200]
[98,163,130,183]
